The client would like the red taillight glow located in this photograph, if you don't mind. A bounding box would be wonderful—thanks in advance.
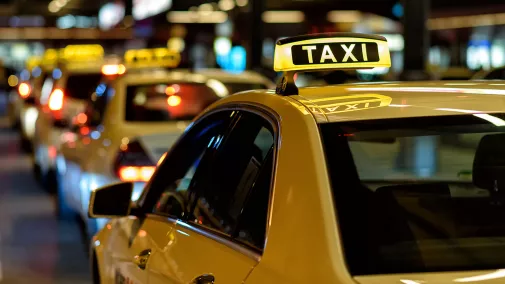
[167,95,181,107]
[76,113,87,124]
[48,89,64,111]
[118,166,156,182]
[18,83,31,98]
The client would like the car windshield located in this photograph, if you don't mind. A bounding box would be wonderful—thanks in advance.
[66,73,102,100]
[320,113,505,275]
[126,82,265,122]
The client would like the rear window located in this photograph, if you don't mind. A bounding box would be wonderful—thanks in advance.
[320,114,505,275]
[125,83,220,122]
[65,74,102,100]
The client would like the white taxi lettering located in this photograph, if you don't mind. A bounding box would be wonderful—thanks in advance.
[341,44,358,62]
[320,45,337,63]
[302,45,317,63]
[362,43,368,61]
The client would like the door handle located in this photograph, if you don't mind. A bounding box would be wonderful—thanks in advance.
[192,274,215,284]
[133,249,151,270]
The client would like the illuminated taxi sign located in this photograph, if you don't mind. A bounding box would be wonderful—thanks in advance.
[124,48,180,69]
[274,33,390,72]
[273,33,391,95]
[60,44,104,61]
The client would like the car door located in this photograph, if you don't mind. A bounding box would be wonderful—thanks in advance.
[106,109,240,284]
[134,109,276,284]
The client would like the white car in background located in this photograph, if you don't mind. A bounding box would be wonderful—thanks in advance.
[56,57,274,238]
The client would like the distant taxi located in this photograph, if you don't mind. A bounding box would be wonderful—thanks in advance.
[32,45,105,189]
[89,34,505,283]
[56,48,273,237]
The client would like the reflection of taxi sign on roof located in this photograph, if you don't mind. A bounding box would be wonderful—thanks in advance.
[124,48,181,69]
[301,94,392,115]
[60,44,104,61]
[274,33,391,95]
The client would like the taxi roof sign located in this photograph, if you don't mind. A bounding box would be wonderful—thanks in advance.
[124,48,181,69]
[274,33,391,72]
[273,33,391,95]
[60,44,104,61]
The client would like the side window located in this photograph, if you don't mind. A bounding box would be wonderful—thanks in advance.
[149,110,239,217]
[153,110,275,251]
[194,112,274,250]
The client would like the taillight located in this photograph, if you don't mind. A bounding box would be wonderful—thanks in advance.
[48,89,64,111]
[18,82,31,99]
[113,140,156,182]
[118,166,156,182]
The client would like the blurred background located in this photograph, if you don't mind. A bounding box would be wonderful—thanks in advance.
[0,0,504,283]
[2,0,505,88]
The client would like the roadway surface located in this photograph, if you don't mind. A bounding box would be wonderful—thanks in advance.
[0,96,90,283]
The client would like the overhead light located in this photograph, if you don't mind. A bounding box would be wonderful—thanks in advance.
[236,0,248,7]
[218,0,235,11]
[133,0,173,21]
[167,11,228,24]
[262,11,305,23]
[327,10,361,23]
[48,1,60,13]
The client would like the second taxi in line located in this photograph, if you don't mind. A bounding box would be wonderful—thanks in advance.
[56,48,273,238]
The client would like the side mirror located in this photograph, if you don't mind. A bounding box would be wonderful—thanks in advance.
[89,182,134,218]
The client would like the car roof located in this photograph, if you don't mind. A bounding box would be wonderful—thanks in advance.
[122,68,274,86]
[215,80,505,124]
[292,81,505,123]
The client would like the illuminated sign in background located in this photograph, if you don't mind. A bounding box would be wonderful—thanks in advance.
[133,0,172,21]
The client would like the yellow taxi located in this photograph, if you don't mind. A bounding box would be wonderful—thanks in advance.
[89,33,505,283]
[56,48,273,238]
[32,45,105,189]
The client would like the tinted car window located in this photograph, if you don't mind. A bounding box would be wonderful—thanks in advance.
[187,112,274,240]
[320,114,505,275]
[150,111,239,216]
[66,74,102,100]
[152,110,275,250]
